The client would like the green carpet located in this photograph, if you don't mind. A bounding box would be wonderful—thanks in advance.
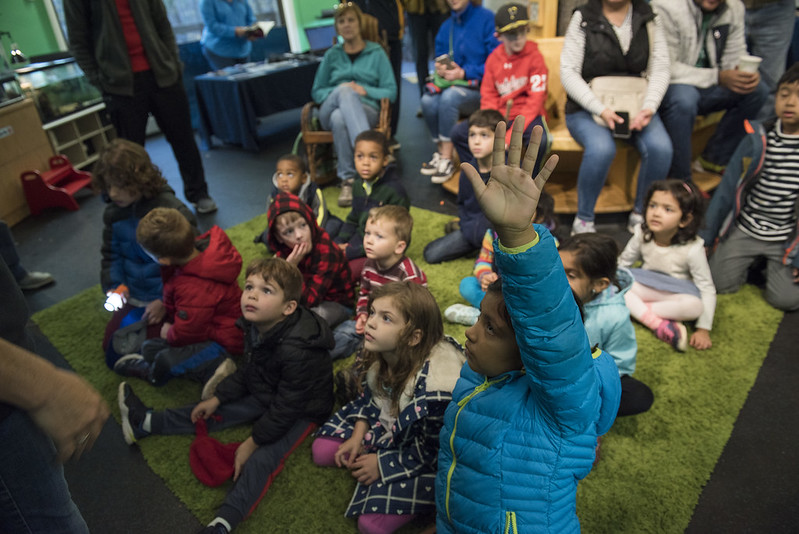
[33,187,783,533]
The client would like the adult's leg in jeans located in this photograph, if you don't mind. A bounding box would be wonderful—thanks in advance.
[0,220,26,281]
[319,86,378,180]
[630,113,673,214]
[699,82,769,167]
[202,47,246,70]
[148,78,210,203]
[423,230,479,264]
[151,395,265,435]
[420,92,441,140]
[566,110,617,222]
[216,420,317,530]
[658,84,701,180]
[331,319,363,360]
[437,87,481,142]
[745,0,796,120]
[0,410,89,533]
[311,301,352,330]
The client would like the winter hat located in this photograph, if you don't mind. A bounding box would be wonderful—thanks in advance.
[495,3,529,33]
[189,418,241,487]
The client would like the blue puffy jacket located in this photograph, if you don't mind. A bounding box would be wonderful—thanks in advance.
[436,227,621,533]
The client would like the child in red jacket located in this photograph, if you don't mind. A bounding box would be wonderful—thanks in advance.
[114,207,244,399]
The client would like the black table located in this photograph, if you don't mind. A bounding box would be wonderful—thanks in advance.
[195,58,320,150]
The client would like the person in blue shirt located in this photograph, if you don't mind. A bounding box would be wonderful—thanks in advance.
[200,0,257,70]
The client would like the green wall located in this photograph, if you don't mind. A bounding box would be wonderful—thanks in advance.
[0,0,60,61]
[285,0,335,52]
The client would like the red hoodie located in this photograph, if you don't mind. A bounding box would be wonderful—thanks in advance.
[481,40,548,147]
[163,226,244,354]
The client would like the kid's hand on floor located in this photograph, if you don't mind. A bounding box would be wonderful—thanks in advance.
[349,453,379,485]
[461,119,559,249]
[689,328,712,350]
[191,397,220,422]
[234,436,258,481]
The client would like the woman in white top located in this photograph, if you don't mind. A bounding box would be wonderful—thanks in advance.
[560,0,672,235]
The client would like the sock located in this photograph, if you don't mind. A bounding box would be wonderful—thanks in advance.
[639,304,664,331]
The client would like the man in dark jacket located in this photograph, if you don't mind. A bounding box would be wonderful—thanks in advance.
[64,0,217,213]
[118,257,334,534]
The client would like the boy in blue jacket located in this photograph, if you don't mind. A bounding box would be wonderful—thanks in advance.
[700,63,799,312]
[435,119,621,533]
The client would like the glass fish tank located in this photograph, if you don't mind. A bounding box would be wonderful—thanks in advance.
[15,57,103,124]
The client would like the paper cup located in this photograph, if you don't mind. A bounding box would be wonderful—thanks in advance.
[738,55,762,74]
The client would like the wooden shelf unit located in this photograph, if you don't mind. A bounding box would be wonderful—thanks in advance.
[42,103,116,170]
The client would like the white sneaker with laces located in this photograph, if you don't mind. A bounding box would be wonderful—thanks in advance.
[420,152,441,175]
[571,217,596,235]
[444,304,480,326]
[431,158,455,184]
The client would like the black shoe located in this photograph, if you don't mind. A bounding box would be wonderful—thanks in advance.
[118,382,150,445]
[199,524,229,534]
[113,354,152,381]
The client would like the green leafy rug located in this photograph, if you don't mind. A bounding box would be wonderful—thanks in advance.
[33,187,782,533]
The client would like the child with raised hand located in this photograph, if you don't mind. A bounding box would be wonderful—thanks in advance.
[265,191,354,329]
[253,153,335,246]
[619,180,716,352]
[113,208,244,397]
[118,258,334,534]
[331,130,410,269]
[559,233,653,416]
[312,282,465,534]
[92,139,198,369]
[445,189,556,326]
[436,119,621,533]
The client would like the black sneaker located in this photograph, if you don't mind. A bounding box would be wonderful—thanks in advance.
[118,382,150,445]
[113,354,152,381]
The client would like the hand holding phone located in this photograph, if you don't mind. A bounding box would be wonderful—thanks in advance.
[613,111,630,139]
[435,54,454,69]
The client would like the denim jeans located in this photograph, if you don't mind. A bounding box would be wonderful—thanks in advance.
[566,110,673,221]
[459,276,485,308]
[420,86,482,141]
[0,410,89,533]
[0,220,26,282]
[330,319,363,360]
[423,229,480,264]
[659,82,769,180]
[745,0,795,120]
[319,85,379,180]
[201,46,247,70]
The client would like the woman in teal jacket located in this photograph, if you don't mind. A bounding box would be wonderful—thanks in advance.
[436,122,620,533]
[311,3,396,188]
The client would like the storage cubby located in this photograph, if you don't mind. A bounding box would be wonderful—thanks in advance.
[42,103,115,170]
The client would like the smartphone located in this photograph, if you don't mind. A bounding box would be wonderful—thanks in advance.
[435,54,454,68]
[613,111,630,139]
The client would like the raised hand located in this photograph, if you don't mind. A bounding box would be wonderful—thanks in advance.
[460,118,559,248]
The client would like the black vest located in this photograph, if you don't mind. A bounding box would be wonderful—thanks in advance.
[565,0,655,115]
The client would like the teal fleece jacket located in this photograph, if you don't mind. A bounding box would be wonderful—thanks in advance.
[311,41,397,110]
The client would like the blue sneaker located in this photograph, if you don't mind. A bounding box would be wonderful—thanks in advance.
[118,382,150,445]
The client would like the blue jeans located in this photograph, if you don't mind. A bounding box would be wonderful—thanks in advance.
[745,0,796,120]
[459,276,485,309]
[319,85,379,180]
[420,86,481,141]
[0,410,89,533]
[659,82,769,180]
[423,229,479,264]
[566,110,673,221]
[201,46,247,70]
[330,319,363,360]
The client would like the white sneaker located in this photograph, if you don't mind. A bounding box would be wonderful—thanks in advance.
[627,212,644,234]
[571,217,596,235]
[420,152,441,175]
[201,358,238,401]
[431,158,455,184]
[444,304,480,326]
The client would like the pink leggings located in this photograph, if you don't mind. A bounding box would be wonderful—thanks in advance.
[311,437,416,534]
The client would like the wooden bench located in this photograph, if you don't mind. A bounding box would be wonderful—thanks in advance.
[443,37,722,213]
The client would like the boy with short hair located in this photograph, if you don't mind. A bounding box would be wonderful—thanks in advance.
[331,130,410,264]
[449,3,550,175]
[424,109,505,264]
[118,257,335,534]
[114,208,243,396]
[254,154,334,246]
[700,63,799,312]
[330,205,427,360]
[266,191,355,329]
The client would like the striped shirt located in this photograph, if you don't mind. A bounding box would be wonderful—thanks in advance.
[738,120,799,242]
[356,256,427,316]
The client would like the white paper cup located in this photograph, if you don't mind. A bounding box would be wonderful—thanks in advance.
[738,55,762,74]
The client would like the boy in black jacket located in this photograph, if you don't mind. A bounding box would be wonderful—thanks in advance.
[118,258,334,534]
